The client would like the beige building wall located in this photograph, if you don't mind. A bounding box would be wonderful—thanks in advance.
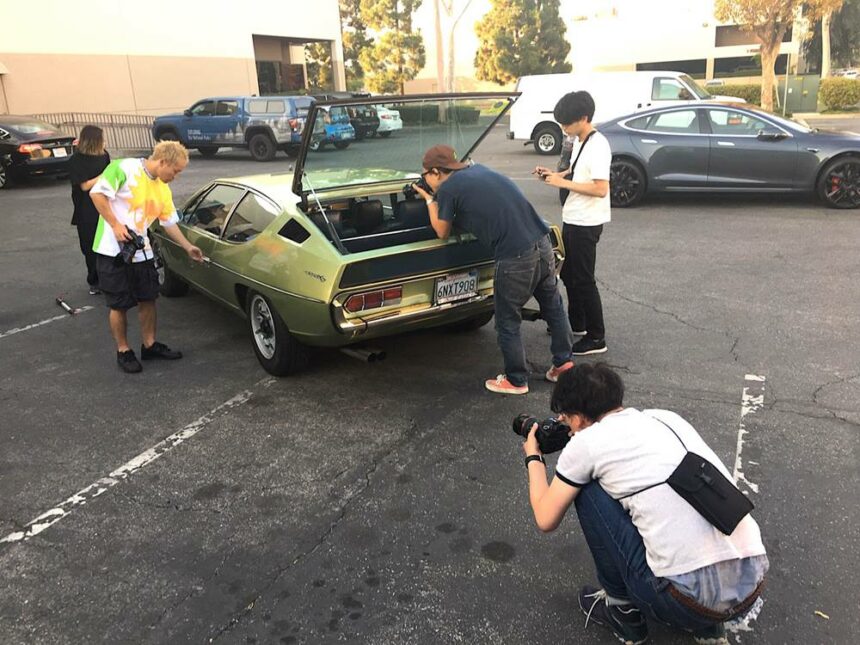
[0,0,344,116]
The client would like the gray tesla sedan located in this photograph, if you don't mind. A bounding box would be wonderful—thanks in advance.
[585,102,860,209]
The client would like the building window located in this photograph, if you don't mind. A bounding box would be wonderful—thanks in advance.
[715,25,792,47]
[714,54,788,78]
[637,59,707,78]
[257,61,284,94]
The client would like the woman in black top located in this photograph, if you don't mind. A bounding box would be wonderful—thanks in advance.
[68,125,110,294]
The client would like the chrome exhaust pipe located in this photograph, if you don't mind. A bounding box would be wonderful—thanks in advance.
[340,346,387,363]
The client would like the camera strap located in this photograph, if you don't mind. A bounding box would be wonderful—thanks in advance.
[616,416,687,500]
[559,130,596,206]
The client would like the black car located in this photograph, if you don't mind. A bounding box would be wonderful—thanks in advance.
[584,102,860,209]
[0,116,76,189]
[313,93,379,140]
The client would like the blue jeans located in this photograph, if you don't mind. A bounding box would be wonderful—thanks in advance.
[493,235,572,386]
[574,482,727,636]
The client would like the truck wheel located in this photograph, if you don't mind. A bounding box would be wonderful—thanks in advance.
[246,291,308,376]
[198,146,219,158]
[533,125,562,155]
[333,141,350,150]
[249,134,276,162]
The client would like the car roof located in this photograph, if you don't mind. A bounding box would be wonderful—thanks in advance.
[0,115,59,125]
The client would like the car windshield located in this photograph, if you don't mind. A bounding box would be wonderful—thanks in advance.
[7,120,62,136]
[679,75,711,99]
[297,95,515,195]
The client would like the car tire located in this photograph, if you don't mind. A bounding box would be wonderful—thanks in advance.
[198,146,219,158]
[0,164,10,189]
[249,134,277,162]
[533,124,562,155]
[443,310,494,332]
[309,140,325,152]
[246,291,307,376]
[610,158,646,208]
[156,130,180,142]
[151,236,190,297]
[379,131,392,138]
[333,141,350,150]
[817,156,860,209]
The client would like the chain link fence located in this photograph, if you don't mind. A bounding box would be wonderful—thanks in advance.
[30,112,156,152]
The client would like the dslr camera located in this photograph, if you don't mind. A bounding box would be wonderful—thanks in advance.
[120,226,146,264]
[512,414,571,454]
[403,175,433,200]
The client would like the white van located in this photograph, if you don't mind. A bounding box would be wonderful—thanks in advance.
[508,71,745,155]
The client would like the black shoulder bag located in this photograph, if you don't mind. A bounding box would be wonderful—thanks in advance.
[558,130,597,206]
[619,417,754,535]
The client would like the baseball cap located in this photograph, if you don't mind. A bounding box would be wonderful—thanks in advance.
[422,144,469,171]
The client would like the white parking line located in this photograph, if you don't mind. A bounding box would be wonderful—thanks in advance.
[1,377,275,545]
[733,374,765,494]
[0,306,94,340]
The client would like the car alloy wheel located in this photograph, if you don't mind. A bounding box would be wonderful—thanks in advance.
[0,164,7,189]
[610,159,646,208]
[819,156,860,209]
[250,294,277,360]
[246,291,307,375]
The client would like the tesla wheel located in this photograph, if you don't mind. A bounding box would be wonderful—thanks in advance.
[443,311,494,332]
[249,134,276,162]
[198,146,219,158]
[818,156,860,209]
[333,141,350,150]
[151,236,189,297]
[246,291,307,376]
[610,159,646,208]
[533,125,562,155]
[156,130,179,142]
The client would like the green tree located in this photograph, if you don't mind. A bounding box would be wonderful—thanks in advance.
[474,0,571,85]
[715,0,843,111]
[803,0,860,72]
[359,0,426,94]
[340,0,374,90]
[305,43,334,92]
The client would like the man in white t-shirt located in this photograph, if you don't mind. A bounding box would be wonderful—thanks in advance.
[535,91,611,356]
[521,363,768,644]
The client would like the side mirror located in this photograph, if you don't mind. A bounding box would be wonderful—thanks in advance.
[757,129,787,141]
[184,109,193,117]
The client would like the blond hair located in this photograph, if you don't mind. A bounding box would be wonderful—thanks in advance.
[151,141,189,165]
[77,125,105,155]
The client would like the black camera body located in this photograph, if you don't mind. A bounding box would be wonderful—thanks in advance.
[120,226,146,264]
[403,176,432,200]
[512,414,571,454]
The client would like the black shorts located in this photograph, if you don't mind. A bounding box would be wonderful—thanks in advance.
[96,255,159,310]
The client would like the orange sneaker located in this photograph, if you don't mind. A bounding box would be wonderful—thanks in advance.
[485,374,529,395]
[545,360,574,383]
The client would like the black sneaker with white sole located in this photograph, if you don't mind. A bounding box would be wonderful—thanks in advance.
[572,337,608,355]
[117,349,143,373]
[579,586,648,645]
[141,341,183,360]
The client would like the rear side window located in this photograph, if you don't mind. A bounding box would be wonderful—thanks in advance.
[248,99,286,114]
[223,192,280,242]
[647,110,700,134]
[706,109,770,135]
[187,184,247,236]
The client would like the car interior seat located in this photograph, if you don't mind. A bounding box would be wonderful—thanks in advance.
[352,200,384,235]
[394,199,430,229]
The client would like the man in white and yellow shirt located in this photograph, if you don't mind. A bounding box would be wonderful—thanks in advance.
[90,141,202,373]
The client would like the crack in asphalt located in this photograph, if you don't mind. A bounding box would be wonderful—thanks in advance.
[114,490,224,515]
[206,417,424,642]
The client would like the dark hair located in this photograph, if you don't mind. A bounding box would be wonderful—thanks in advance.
[553,91,596,125]
[550,362,624,422]
[77,125,105,155]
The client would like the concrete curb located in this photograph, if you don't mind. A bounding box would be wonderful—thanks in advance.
[795,112,860,120]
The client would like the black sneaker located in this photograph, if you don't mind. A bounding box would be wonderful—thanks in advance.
[579,586,648,645]
[141,341,183,360]
[117,349,142,373]
[572,337,608,356]
[88,285,102,295]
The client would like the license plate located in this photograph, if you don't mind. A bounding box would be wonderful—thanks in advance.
[434,270,478,304]
[53,147,67,157]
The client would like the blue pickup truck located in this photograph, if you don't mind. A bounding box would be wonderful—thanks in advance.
[151,96,317,161]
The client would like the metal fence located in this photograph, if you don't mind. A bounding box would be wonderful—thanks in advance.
[30,112,156,151]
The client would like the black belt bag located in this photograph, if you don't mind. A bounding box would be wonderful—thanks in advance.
[620,417,754,535]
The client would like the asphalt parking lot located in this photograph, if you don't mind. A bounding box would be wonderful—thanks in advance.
[1,122,859,644]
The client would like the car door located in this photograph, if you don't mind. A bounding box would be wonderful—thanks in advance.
[185,100,217,144]
[211,100,240,144]
[177,183,247,303]
[703,107,798,188]
[203,190,282,306]
[626,108,710,188]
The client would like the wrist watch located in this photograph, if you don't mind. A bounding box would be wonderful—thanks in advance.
[425,197,434,206]
[524,454,546,468]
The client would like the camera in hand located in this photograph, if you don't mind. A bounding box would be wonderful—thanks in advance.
[403,175,433,200]
[512,414,571,454]
[120,226,146,264]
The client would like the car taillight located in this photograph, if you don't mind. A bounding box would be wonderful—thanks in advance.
[381,115,391,120]
[18,143,42,153]
[344,286,402,313]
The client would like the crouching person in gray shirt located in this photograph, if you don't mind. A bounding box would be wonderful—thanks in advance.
[521,363,768,644]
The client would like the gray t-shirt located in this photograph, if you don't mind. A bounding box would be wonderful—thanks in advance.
[555,408,767,577]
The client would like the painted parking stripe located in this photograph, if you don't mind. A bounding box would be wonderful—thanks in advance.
[0,306,94,340]
[1,377,275,545]
[733,374,765,495]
